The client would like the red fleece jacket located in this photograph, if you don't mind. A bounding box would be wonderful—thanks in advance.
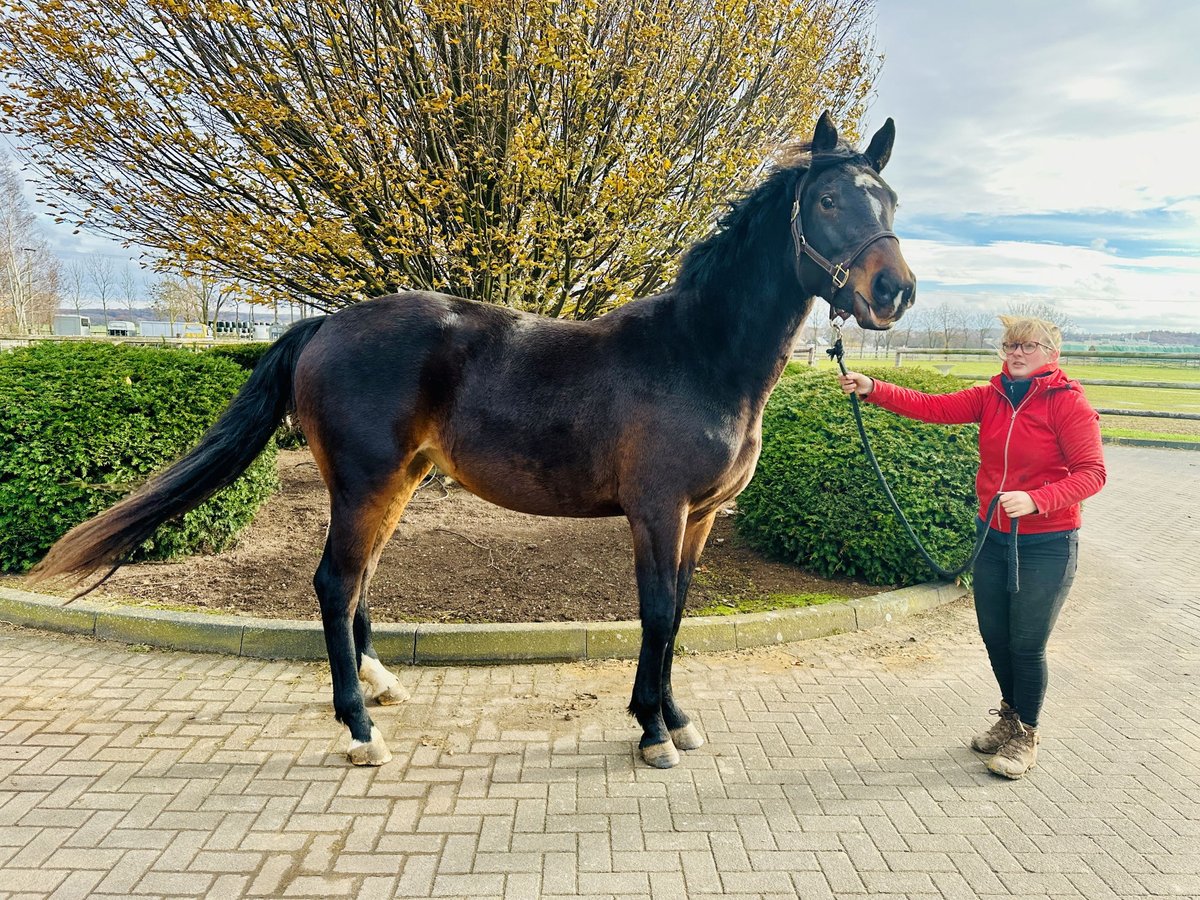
[864,364,1107,534]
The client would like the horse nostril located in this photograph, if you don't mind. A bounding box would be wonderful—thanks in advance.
[873,272,904,309]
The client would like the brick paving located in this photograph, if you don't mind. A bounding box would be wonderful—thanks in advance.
[1,444,1198,899]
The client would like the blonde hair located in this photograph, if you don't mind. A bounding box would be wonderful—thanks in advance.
[997,315,1062,359]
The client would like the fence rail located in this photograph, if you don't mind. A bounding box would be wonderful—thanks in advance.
[892,348,1200,365]
[952,375,1200,390]
[0,334,248,350]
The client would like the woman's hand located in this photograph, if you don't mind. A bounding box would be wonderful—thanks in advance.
[837,371,874,398]
[999,491,1038,518]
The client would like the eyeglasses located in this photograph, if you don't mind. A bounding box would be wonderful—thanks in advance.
[1000,341,1051,355]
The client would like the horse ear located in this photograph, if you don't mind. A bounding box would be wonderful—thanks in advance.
[812,111,838,153]
[865,118,895,172]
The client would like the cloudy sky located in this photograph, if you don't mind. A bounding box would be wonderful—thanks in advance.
[869,1,1200,334]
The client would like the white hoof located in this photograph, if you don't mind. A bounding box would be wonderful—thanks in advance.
[359,656,408,706]
[347,726,392,767]
[371,683,411,706]
[641,740,680,769]
[670,723,705,751]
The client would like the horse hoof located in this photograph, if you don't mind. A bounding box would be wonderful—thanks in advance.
[347,727,392,766]
[370,682,410,706]
[359,657,408,706]
[641,740,680,769]
[670,723,705,751]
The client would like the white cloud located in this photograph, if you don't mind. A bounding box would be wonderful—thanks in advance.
[869,1,1200,332]
[904,239,1200,331]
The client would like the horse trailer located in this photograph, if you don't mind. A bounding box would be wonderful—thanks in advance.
[52,314,90,336]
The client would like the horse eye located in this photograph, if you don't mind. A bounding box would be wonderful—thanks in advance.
[820,196,835,210]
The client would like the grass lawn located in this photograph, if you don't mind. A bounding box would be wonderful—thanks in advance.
[793,357,1200,443]
[905,358,1200,384]
[688,591,845,617]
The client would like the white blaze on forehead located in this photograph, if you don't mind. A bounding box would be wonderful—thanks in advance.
[854,171,883,190]
[854,171,885,224]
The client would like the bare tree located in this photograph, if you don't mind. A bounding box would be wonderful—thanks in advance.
[967,310,995,349]
[85,256,116,326]
[0,163,58,333]
[119,264,141,320]
[802,317,823,348]
[148,276,199,330]
[930,302,967,350]
[1006,300,1074,332]
[869,326,894,358]
[897,307,932,349]
[63,259,87,315]
[190,271,231,330]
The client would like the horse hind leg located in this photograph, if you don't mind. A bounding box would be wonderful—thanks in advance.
[315,476,420,767]
[354,459,434,706]
[661,511,717,753]
[355,587,407,706]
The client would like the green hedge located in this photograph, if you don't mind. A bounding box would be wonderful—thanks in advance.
[204,342,271,371]
[0,342,278,573]
[736,366,979,586]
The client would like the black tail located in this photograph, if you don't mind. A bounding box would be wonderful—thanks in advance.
[30,316,326,582]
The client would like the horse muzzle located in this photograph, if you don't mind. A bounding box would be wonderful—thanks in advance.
[842,253,916,330]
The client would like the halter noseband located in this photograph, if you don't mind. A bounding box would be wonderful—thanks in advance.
[790,155,898,311]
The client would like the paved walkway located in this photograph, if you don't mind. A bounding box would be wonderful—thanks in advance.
[1,445,1198,899]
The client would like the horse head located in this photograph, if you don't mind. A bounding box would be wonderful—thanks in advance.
[791,112,916,330]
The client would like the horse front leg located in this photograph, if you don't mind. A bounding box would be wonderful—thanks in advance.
[627,509,686,768]
[661,511,717,752]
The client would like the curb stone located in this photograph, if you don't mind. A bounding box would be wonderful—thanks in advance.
[0,580,967,665]
[1100,436,1200,452]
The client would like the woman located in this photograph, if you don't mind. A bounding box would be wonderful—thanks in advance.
[838,316,1106,779]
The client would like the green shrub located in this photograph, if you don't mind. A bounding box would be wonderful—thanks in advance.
[736,365,979,586]
[204,342,271,371]
[0,342,278,573]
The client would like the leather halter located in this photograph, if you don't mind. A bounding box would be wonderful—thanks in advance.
[789,156,898,310]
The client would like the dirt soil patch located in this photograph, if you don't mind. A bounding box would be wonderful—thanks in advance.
[15,449,883,624]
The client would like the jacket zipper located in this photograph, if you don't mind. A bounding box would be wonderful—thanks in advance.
[990,379,1042,532]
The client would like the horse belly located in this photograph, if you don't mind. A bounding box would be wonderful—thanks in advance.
[418,445,622,518]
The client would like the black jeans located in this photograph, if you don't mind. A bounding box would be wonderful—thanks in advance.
[972,532,1079,729]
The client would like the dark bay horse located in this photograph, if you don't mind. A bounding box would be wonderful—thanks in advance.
[32,112,915,768]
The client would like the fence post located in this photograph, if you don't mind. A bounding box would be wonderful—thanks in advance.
[807,345,816,366]
[894,349,904,368]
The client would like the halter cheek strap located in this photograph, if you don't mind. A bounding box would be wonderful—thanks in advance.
[790,163,898,305]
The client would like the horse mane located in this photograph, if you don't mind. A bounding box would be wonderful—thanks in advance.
[674,139,862,295]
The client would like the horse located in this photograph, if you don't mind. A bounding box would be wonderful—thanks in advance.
[31,111,915,769]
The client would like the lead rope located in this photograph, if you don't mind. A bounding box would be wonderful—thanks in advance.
[828,330,1019,592]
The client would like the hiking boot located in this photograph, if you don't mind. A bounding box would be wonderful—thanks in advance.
[987,722,1039,779]
[970,702,1020,754]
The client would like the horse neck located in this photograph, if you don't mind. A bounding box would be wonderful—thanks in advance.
[676,221,816,396]
[695,287,814,397]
